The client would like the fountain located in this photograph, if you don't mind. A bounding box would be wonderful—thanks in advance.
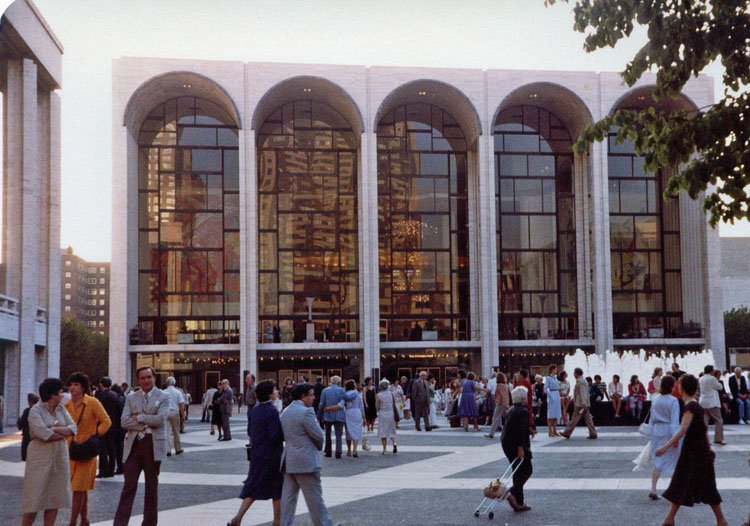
[564,348,718,398]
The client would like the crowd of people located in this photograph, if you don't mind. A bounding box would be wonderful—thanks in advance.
[15,361,748,525]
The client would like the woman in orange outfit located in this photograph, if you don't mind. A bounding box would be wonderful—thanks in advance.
[65,372,111,526]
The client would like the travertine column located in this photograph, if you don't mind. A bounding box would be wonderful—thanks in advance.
[360,132,379,376]
[590,139,613,353]
[574,151,593,338]
[477,134,499,376]
[46,92,62,376]
[243,130,258,378]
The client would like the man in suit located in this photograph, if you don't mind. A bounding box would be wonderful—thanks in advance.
[218,379,234,441]
[559,368,597,440]
[280,383,333,526]
[409,370,431,431]
[729,367,750,424]
[96,376,123,477]
[114,366,170,526]
[318,376,345,458]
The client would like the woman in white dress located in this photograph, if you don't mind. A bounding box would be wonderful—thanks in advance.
[343,380,364,458]
[544,364,562,437]
[22,378,77,526]
[558,371,571,426]
[390,378,405,426]
[648,374,681,500]
[376,380,398,454]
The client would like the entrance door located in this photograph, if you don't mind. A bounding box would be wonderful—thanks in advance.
[205,371,220,393]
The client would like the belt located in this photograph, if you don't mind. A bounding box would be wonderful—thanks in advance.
[548,389,559,391]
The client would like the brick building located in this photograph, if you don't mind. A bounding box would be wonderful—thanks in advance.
[61,247,110,335]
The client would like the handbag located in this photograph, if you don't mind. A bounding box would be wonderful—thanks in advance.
[632,441,652,471]
[391,392,400,422]
[638,408,652,437]
[69,404,100,461]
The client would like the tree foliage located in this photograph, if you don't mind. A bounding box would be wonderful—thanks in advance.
[60,317,109,384]
[547,0,750,225]
[725,306,750,349]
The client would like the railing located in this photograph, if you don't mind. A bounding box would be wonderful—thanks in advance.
[35,307,48,323]
[0,293,19,316]
[498,328,594,341]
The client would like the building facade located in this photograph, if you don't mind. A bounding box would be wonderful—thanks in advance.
[61,247,110,335]
[0,0,62,427]
[110,58,725,396]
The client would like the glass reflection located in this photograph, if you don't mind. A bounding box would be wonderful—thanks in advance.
[495,106,578,340]
[378,103,470,341]
[136,97,240,345]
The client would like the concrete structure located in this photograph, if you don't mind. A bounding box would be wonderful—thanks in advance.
[721,237,750,312]
[0,0,62,427]
[110,57,725,395]
[61,247,110,335]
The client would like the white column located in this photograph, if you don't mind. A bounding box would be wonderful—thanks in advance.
[590,140,613,353]
[360,132,379,376]
[46,92,62,376]
[477,134,498,376]
[242,129,258,379]
[574,151,592,338]
[18,58,41,416]
[703,204,726,368]
[678,185,705,327]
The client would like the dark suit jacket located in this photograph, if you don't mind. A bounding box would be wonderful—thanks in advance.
[96,389,123,431]
[729,375,748,399]
[409,379,430,406]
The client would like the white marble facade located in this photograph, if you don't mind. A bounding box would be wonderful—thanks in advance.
[109,57,726,387]
[1,0,63,426]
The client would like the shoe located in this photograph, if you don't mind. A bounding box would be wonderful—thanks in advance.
[515,505,531,513]
[324,453,332,458]
[484,434,494,439]
[96,474,103,478]
[587,435,598,440]
[431,425,439,429]
[745,419,750,424]
[347,451,352,457]
[560,432,570,440]
[648,492,659,500]
[175,450,184,455]
[167,452,172,457]
[393,445,397,454]
[506,494,522,511]
[210,431,215,435]
[353,453,358,458]
[381,450,386,455]
[425,428,432,432]
[335,454,342,459]
[114,469,124,475]
[714,441,727,445]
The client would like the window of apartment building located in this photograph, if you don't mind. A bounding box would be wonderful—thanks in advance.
[99,310,105,316]
[100,267,106,273]
[99,321,105,327]
[64,306,71,312]
[87,277,97,284]
[64,272,71,278]
[99,278,105,284]
[99,299,105,305]
[65,260,71,267]
[99,288,105,295]
[64,294,70,300]
[65,283,71,289]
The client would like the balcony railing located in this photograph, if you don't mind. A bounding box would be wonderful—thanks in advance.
[35,307,48,323]
[0,293,19,316]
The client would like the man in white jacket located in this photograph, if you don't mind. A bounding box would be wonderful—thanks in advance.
[699,365,726,445]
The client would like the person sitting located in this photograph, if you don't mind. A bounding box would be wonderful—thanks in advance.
[594,375,609,401]
[627,375,647,421]
[608,375,624,418]
[587,377,603,407]
[500,386,533,513]
[728,367,750,424]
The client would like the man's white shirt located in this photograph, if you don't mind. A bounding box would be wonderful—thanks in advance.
[164,385,185,414]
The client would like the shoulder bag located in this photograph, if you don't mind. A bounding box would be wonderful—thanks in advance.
[69,404,100,461]
[638,408,652,437]
[391,392,400,422]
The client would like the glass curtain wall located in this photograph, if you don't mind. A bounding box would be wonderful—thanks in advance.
[608,131,683,338]
[377,103,470,342]
[494,105,578,340]
[137,97,240,345]
[257,101,359,343]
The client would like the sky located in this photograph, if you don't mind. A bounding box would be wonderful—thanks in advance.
[6,0,748,260]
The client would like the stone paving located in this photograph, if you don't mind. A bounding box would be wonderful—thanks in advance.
[0,411,748,525]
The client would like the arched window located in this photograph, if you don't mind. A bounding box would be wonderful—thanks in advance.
[257,101,359,343]
[494,105,578,340]
[137,97,240,344]
[377,103,470,341]
[608,131,682,338]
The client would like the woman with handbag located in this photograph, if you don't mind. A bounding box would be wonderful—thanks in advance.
[375,380,398,454]
[65,372,111,526]
[647,374,681,500]
[22,378,77,526]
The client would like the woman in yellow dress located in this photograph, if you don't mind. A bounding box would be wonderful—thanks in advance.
[65,372,111,526]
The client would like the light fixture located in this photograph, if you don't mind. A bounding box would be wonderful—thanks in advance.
[418,90,427,96]
[303,87,312,93]
[637,96,646,101]
[530,93,538,99]
[182,83,192,89]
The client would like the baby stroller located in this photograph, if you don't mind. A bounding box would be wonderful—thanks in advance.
[472,458,524,520]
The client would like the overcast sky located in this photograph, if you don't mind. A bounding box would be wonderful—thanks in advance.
[9,0,747,260]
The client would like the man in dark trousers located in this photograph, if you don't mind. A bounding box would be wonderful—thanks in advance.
[218,379,234,440]
[409,370,431,431]
[729,367,750,424]
[313,377,325,426]
[96,376,123,478]
[16,392,39,461]
[501,386,533,513]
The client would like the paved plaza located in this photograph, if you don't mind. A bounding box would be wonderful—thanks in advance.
[1,411,748,525]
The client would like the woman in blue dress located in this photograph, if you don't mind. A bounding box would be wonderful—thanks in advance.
[343,380,365,457]
[544,364,562,437]
[228,380,283,526]
[458,372,485,432]
[648,374,681,501]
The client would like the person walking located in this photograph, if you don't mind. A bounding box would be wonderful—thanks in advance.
[699,365,726,445]
[458,372,484,432]
[17,393,40,461]
[362,377,377,432]
[376,380,398,454]
[560,368,597,440]
[729,367,750,424]
[500,386,533,513]
[648,375,681,500]
[95,376,122,478]
[163,377,185,455]
[343,380,364,457]
[427,374,438,430]
[656,374,728,526]
[21,378,77,526]
[201,383,218,424]
[244,373,257,445]
[279,383,333,526]
[409,371,431,432]
[319,375,345,458]
[281,377,294,408]
[211,381,224,438]
[113,366,170,526]
[227,380,283,526]
[485,372,510,439]
[219,379,234,441]
[544,365,562,437]
[65,372,112,526]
